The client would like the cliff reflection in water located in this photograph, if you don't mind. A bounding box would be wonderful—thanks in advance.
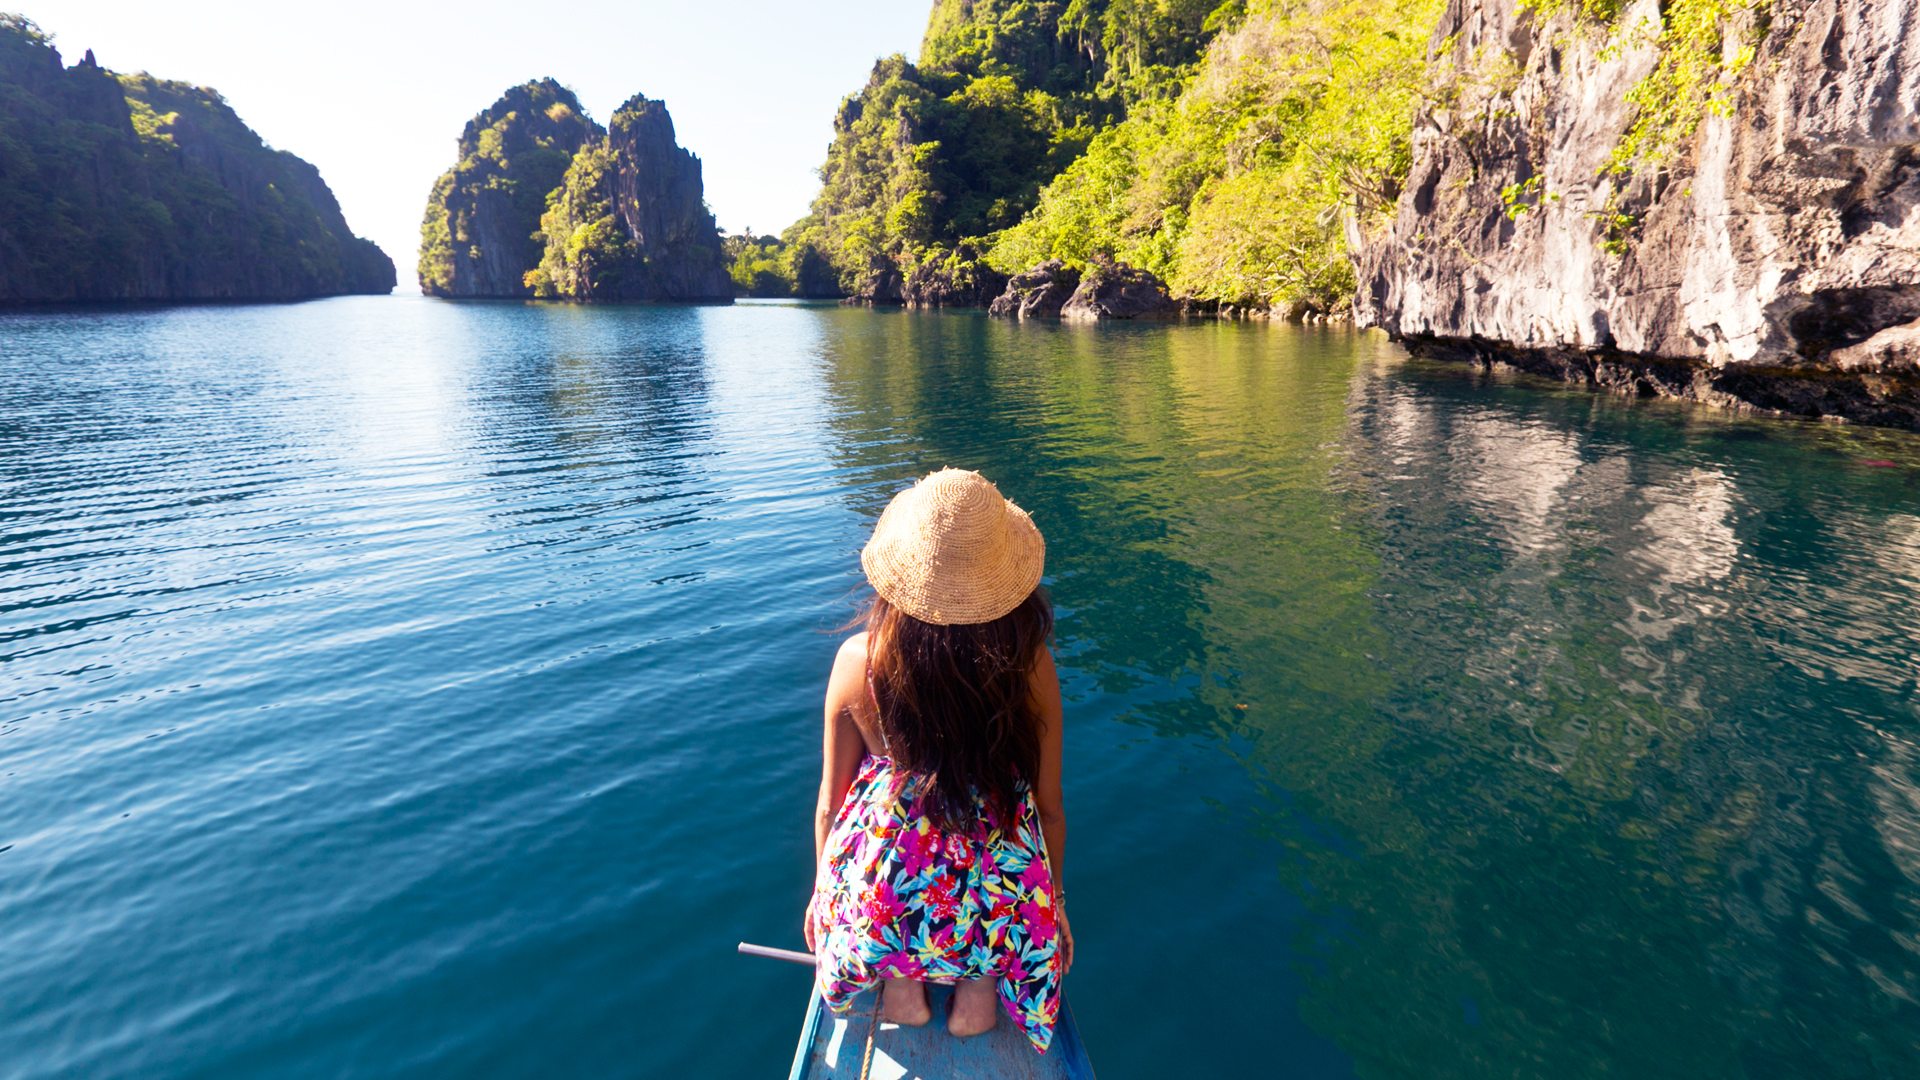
[1292,361,1920,1078]
[817,312,1920,1078]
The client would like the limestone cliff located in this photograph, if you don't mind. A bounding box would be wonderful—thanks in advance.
[526,95,731,302]
[1352,0,1920,426]
[417,80,602,298]
[0,17,394,303]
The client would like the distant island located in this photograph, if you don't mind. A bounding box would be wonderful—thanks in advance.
[417,82,730,303]
[0,15,394,304]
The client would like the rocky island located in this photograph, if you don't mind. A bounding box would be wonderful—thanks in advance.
[417,79,602,299]
[419,87,730,303]
[0,16,394,304]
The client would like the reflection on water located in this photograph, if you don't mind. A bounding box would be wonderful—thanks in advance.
[817,316,1920,1077]
[1283,362,1920,1077]
[2,300,1917,1079]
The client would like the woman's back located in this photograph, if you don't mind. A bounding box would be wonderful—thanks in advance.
[806,469,1072,1052]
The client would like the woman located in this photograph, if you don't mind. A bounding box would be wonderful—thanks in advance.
[805,468,1073,1054]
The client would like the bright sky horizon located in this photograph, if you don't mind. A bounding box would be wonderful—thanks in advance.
[22,1,932,292]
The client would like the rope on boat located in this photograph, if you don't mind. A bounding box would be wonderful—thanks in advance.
[857,991,881,1080]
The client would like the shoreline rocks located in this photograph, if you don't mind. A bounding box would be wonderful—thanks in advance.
[988,260,1080,318]
[842,245,1008,308]
[849,250,1356,326]
[1403,334,1920,428]
[1060,259,1181,321]
[986,257,1182,320]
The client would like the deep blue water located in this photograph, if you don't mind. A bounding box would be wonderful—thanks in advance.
[3,296,1919,1079]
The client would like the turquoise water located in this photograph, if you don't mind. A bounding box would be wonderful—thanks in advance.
[4,297,1919,1079]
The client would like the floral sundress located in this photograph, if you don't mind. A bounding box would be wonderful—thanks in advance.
[808,754,1062,1053]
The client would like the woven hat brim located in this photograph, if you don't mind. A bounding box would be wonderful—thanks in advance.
[861,498,1044,626]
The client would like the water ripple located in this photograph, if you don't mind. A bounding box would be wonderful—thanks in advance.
[4,301,1920,1079]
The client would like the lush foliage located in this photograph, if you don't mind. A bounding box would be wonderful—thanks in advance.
[523,95,730,302]
[921,0,1226,109]
[523,143,621,299]
[417,79,600,296]
[725,232,793,297]
[1604,0,1767,176]
[0,14,391,301]
[988,0,1439,310]
[785,0,1237,295]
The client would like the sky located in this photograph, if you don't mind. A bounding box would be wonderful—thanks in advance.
[23,1,931,291]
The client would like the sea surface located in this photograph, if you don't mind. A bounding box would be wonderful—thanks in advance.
[4,296,1920,1079]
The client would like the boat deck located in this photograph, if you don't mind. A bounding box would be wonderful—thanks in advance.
[788,985,1094,1080]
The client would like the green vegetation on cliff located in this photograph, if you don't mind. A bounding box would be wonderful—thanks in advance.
[524,141,623,298]
[725,232,792,297]
[989,0,1438,311]
[783,0,1440,312]
[783,0,1235,297]
[0,14,393,302]
[417,79,601,298]
[524,94,732,302]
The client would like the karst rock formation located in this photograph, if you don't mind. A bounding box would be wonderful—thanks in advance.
[1,19,393,303]
[417,79,603,298]
[1352,0,1920,426]
[422,88,730,303]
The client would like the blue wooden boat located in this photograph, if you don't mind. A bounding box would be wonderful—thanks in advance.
[785,984,1096,1080]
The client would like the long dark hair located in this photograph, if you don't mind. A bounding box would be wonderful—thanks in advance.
[864,587,1054,834]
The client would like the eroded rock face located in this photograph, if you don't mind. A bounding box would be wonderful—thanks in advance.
[1352,0,1920,426]
[0,23,393,303]
[528,95,732,302]
[1060,258,1180,321]
[603,99,732,300]
[989,260,1082,318]
[418,80,601,298]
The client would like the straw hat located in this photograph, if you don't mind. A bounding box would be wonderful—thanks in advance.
[861,468,1045,626]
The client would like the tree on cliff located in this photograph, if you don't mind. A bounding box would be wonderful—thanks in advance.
[0,15,393,302]
[416,79,602,298]
[725,232,791,298]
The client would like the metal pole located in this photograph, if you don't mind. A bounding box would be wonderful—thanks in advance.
[737,942,818,966]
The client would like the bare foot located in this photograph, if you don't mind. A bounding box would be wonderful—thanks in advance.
[881,978,931,1027]
[947,977,998,1038]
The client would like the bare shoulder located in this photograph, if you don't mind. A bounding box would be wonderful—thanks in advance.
[837,630,869,661]
[1031,643,1057,677]
[825,632,869,702]
[834,631,869,675]
[1029,643,1062,722]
